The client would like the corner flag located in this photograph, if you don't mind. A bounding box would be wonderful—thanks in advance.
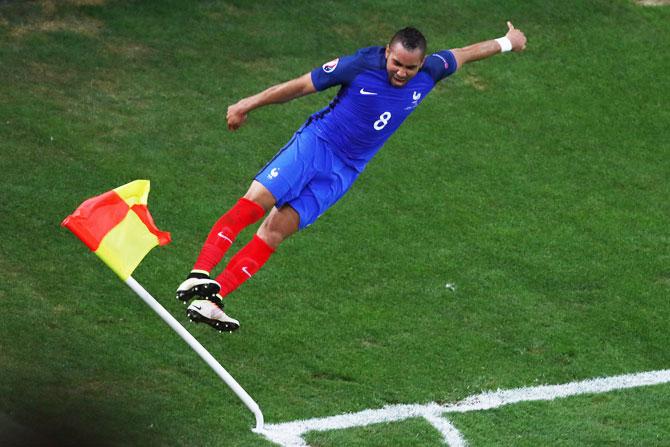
[62,180,264,431]
[61,180,171,279]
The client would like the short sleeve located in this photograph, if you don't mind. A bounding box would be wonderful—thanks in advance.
[422,50,458,83]
[310,52,366,91]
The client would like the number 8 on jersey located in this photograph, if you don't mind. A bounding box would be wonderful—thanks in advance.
[373,111,392,131]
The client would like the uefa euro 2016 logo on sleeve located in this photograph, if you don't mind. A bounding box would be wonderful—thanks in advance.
[322,58,339,73]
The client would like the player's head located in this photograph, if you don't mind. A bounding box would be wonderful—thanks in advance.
[385,27,427,87]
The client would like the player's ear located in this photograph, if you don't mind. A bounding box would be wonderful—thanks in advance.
[419,54,426,68]
[385,45,390,59]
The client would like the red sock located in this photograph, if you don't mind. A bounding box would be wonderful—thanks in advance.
[215,235,275,297]
[193,198,265,273]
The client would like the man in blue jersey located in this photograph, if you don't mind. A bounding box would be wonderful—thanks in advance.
[177,23,527,331]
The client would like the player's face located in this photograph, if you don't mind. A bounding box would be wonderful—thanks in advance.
[385,42,425,87]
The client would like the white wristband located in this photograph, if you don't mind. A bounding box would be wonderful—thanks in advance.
[495,36,513,53]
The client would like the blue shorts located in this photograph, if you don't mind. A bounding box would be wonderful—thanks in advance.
[256,125,360,230]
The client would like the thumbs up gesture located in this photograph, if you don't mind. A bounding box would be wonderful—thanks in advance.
[505,21,527,52]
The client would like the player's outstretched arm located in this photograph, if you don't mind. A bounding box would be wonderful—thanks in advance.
[451,21,526,70]
[227,72,317,131]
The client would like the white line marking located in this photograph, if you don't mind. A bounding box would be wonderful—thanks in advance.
[257,369,670,446]
[424,413,467,447]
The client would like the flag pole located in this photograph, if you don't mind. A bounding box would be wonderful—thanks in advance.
[124,276,264,431]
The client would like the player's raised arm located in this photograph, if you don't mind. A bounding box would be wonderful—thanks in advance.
[451,21,526,70]
[226,72,317,131]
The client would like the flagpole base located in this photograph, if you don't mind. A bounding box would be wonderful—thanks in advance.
[124,276,264,431]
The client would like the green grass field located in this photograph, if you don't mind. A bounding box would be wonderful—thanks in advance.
[1,0,669,445]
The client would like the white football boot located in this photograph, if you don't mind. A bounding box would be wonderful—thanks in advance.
[186,298,240,332]
[176,276,220,302]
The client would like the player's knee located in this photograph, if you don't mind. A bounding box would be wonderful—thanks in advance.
[256,223,287,249]
[256,207,299,249]
[244,181,276,212]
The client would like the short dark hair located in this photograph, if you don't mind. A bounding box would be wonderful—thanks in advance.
[389,27,427,54]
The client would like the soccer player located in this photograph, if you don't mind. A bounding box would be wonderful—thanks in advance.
[177,22,527,332]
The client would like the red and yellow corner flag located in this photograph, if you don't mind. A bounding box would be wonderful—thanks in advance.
[62,180,171,280]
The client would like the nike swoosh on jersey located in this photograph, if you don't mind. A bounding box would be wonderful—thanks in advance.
[359,88,378,96]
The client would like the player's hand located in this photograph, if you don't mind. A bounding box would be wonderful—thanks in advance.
[505,21,527,52]
[226,102,248,131]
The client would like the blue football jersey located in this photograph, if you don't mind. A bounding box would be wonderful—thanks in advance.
[308,46,457,171]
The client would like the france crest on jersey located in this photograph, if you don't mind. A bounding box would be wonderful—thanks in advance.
[308,46,458,171]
